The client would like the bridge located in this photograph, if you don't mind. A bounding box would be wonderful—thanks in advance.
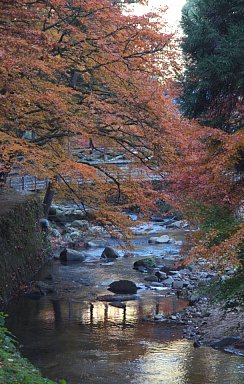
[5,148,162,192]
[6,166,160,192]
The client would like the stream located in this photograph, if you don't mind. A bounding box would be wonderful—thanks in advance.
[6,220,244,384]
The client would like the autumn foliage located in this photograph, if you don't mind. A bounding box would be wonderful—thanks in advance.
[0,0,243,267]
[166,119,244,269]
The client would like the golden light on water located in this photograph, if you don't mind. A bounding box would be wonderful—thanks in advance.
[37,296,188,326]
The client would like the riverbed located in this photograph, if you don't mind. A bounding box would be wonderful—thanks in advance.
[6,221,244,384]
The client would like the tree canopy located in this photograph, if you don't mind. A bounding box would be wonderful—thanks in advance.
[179,0,244,132]
[0,0,180,230]
[0,0,243,268]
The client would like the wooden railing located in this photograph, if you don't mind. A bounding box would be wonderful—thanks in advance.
[6,166,161,192]
[6,175,50,191]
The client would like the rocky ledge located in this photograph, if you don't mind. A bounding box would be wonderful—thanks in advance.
[181,295,244,355]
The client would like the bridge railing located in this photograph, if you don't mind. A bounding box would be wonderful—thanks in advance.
[6,175,49,191]
[6,166,161,192]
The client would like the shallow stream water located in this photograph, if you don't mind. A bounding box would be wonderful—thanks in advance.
[6,222,244,384]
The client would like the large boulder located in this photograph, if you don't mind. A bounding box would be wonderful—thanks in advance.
[60,248,87,262]
[149,235,171,244]
[108,280,138,294]
[133,257,155,270]
[101,247,119,259]
[48,206,86,224]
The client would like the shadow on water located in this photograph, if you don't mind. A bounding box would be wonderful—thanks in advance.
[6,295,244,384]
[5,226,244,384]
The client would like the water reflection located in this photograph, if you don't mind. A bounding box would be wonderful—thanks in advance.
[31,295,188,327]
[6,297,244,384]
[5,226,244,384]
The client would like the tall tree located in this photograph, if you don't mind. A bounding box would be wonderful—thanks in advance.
[179,0,244,132]
[0,0,179,229]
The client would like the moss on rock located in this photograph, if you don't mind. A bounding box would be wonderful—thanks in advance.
[0,189,50,306]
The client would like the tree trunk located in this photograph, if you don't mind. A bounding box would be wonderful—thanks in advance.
[43,181,55,218]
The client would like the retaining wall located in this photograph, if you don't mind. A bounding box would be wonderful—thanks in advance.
[0,188,49,307]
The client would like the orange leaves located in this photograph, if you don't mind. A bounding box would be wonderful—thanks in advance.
[164,112,244,268]
[184,223,244,270]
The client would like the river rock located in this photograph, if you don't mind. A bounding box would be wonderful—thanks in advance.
[133,230,148,236]
[148,235,171,244]
[88,225,106,235]
[150,214,168,222]
[84,241,98,248]
[101,246,119,259]
[150,282,164,287]
[133,258,155,270]
[211,336,241,350]
[163,276,174,287]
[39,218,49,229]
[69,231,83,240]
[172,280,184,289]
[188,293,200,305]
[63,233,72,243]
[154,314,166,321]
[71,220,89,230]
[159,265,172,274]
[108,280,138,294]
[155,271,167,281]
[97,294,137,302]
[60,248,87,261]
[167,220,183,229]
[49,227,62,239]
[144,276,158,282]
[48,207,86,224]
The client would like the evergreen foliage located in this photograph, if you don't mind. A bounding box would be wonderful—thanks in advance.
[211,271,244,308]
[179,0,244,131]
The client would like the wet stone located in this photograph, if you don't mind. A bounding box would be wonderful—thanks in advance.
[101,246,120,259]
[108,280,138,294]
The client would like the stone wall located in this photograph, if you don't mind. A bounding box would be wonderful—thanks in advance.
[0,188,49,307]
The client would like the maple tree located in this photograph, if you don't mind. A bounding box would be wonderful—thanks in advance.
[165,118,244,269]
[0,0,243,269]
[0,0,179,231]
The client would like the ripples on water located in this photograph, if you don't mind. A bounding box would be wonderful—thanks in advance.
[6,226,244,384]
[6,292,244,384]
